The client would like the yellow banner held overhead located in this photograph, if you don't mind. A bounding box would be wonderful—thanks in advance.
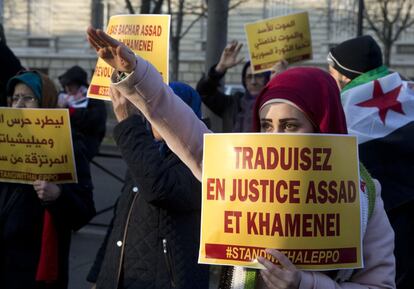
[88,14,171,101]
[199,133,362,270]
[245,12,312,73]
[0,108,77,184]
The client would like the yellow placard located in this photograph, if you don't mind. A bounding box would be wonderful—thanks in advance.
[88,14,171,100]
[245,12,312,73]
[0,108,76,184]
[199,133,362,270]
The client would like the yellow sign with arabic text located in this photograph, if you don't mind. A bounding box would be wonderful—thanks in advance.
[245,12,312,73]
[0,108,76,184]
[88,14,171,100]
[199,134,362,270]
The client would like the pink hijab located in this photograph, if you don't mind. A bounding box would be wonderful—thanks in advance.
[252,67,348,134]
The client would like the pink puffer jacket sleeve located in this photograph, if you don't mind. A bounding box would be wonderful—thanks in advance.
[110,56,210,181]
[299,180,395,289]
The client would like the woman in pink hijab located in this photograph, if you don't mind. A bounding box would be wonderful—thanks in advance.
[86,26,395,289]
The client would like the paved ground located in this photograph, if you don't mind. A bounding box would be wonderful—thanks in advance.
[68,146,126,289]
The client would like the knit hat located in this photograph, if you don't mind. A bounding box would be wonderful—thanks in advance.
[253,67,347,134]
[7,71,58,108]
[328,35,383,80]
[59,65,88,87]
[7,71,42,101]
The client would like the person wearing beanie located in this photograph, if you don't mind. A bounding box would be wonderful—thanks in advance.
[329,35,414,289]
[86,26,396,289]
[58,66,107,160]
[87,81,209,289]
[1,70,95,289]
[59,65,89,89]
[196,40,270,132]
[327,35,387,91]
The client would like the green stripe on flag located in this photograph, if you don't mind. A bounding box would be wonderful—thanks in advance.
[244,268,258,289]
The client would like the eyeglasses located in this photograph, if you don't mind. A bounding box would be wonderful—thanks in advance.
[10,94,38,104]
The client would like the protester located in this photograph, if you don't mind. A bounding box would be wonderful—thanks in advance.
[196,40,270,132]
[58,65,107,160]
[328,35,413,289]
[86,26,395,289]
[0,42,23,106]
[0,70,96,289]
[86,81,209,289]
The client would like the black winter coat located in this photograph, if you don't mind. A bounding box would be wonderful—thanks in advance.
[0,137,96,289]
[196,65,244,133]
[87,115,209,289]
[70,98,107,160]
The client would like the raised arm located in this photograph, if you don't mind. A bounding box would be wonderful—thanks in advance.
[86,26,210,180]
[196,41,244,116]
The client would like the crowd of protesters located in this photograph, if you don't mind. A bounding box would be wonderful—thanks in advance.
[0,41,101,289]
[0,14,413,289]
[0,69,96,289]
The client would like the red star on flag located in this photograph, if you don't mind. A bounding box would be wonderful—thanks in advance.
[356,80,404,124]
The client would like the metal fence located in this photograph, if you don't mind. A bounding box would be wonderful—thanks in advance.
[89,151,125,227]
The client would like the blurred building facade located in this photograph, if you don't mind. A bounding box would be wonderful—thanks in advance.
[1,0,414,88]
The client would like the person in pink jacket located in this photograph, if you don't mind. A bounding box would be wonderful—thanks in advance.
[86,26,396,289]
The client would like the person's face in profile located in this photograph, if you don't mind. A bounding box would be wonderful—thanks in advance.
[64,82,81,96]
[328,66,350,90]
[10,83,39,108]
[259,102,314,134]
[245,66,267,97]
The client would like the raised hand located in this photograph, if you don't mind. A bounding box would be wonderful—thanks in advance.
[109,87,136,122]
[270,60,289,79]
[258,249,301,289]
[215,40,244,74]
[86,26,137,73]
[33,180,61,202]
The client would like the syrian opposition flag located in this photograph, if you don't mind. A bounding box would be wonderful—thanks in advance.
[341,72,414,211]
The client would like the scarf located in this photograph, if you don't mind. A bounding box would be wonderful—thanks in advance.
[233,92,256,132]
[35,209,59,282]
[234,67,349,288]
[342,65,389,93]
[253,67,348,134]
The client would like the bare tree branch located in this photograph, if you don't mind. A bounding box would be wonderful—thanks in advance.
[125,0,136,14]
[390,0,404,24]
[0,23,6,45]
[152,0,165,13]
[141,0,151,13]
[364,9,384,42]
[167,0,248,80]
[364,0,414,65]
[180,14,205,38]
[228,0,249,11]
[167,0,172,14]
[393,2,414,42]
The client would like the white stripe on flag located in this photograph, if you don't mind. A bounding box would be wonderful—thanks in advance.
[342,73,414,144]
